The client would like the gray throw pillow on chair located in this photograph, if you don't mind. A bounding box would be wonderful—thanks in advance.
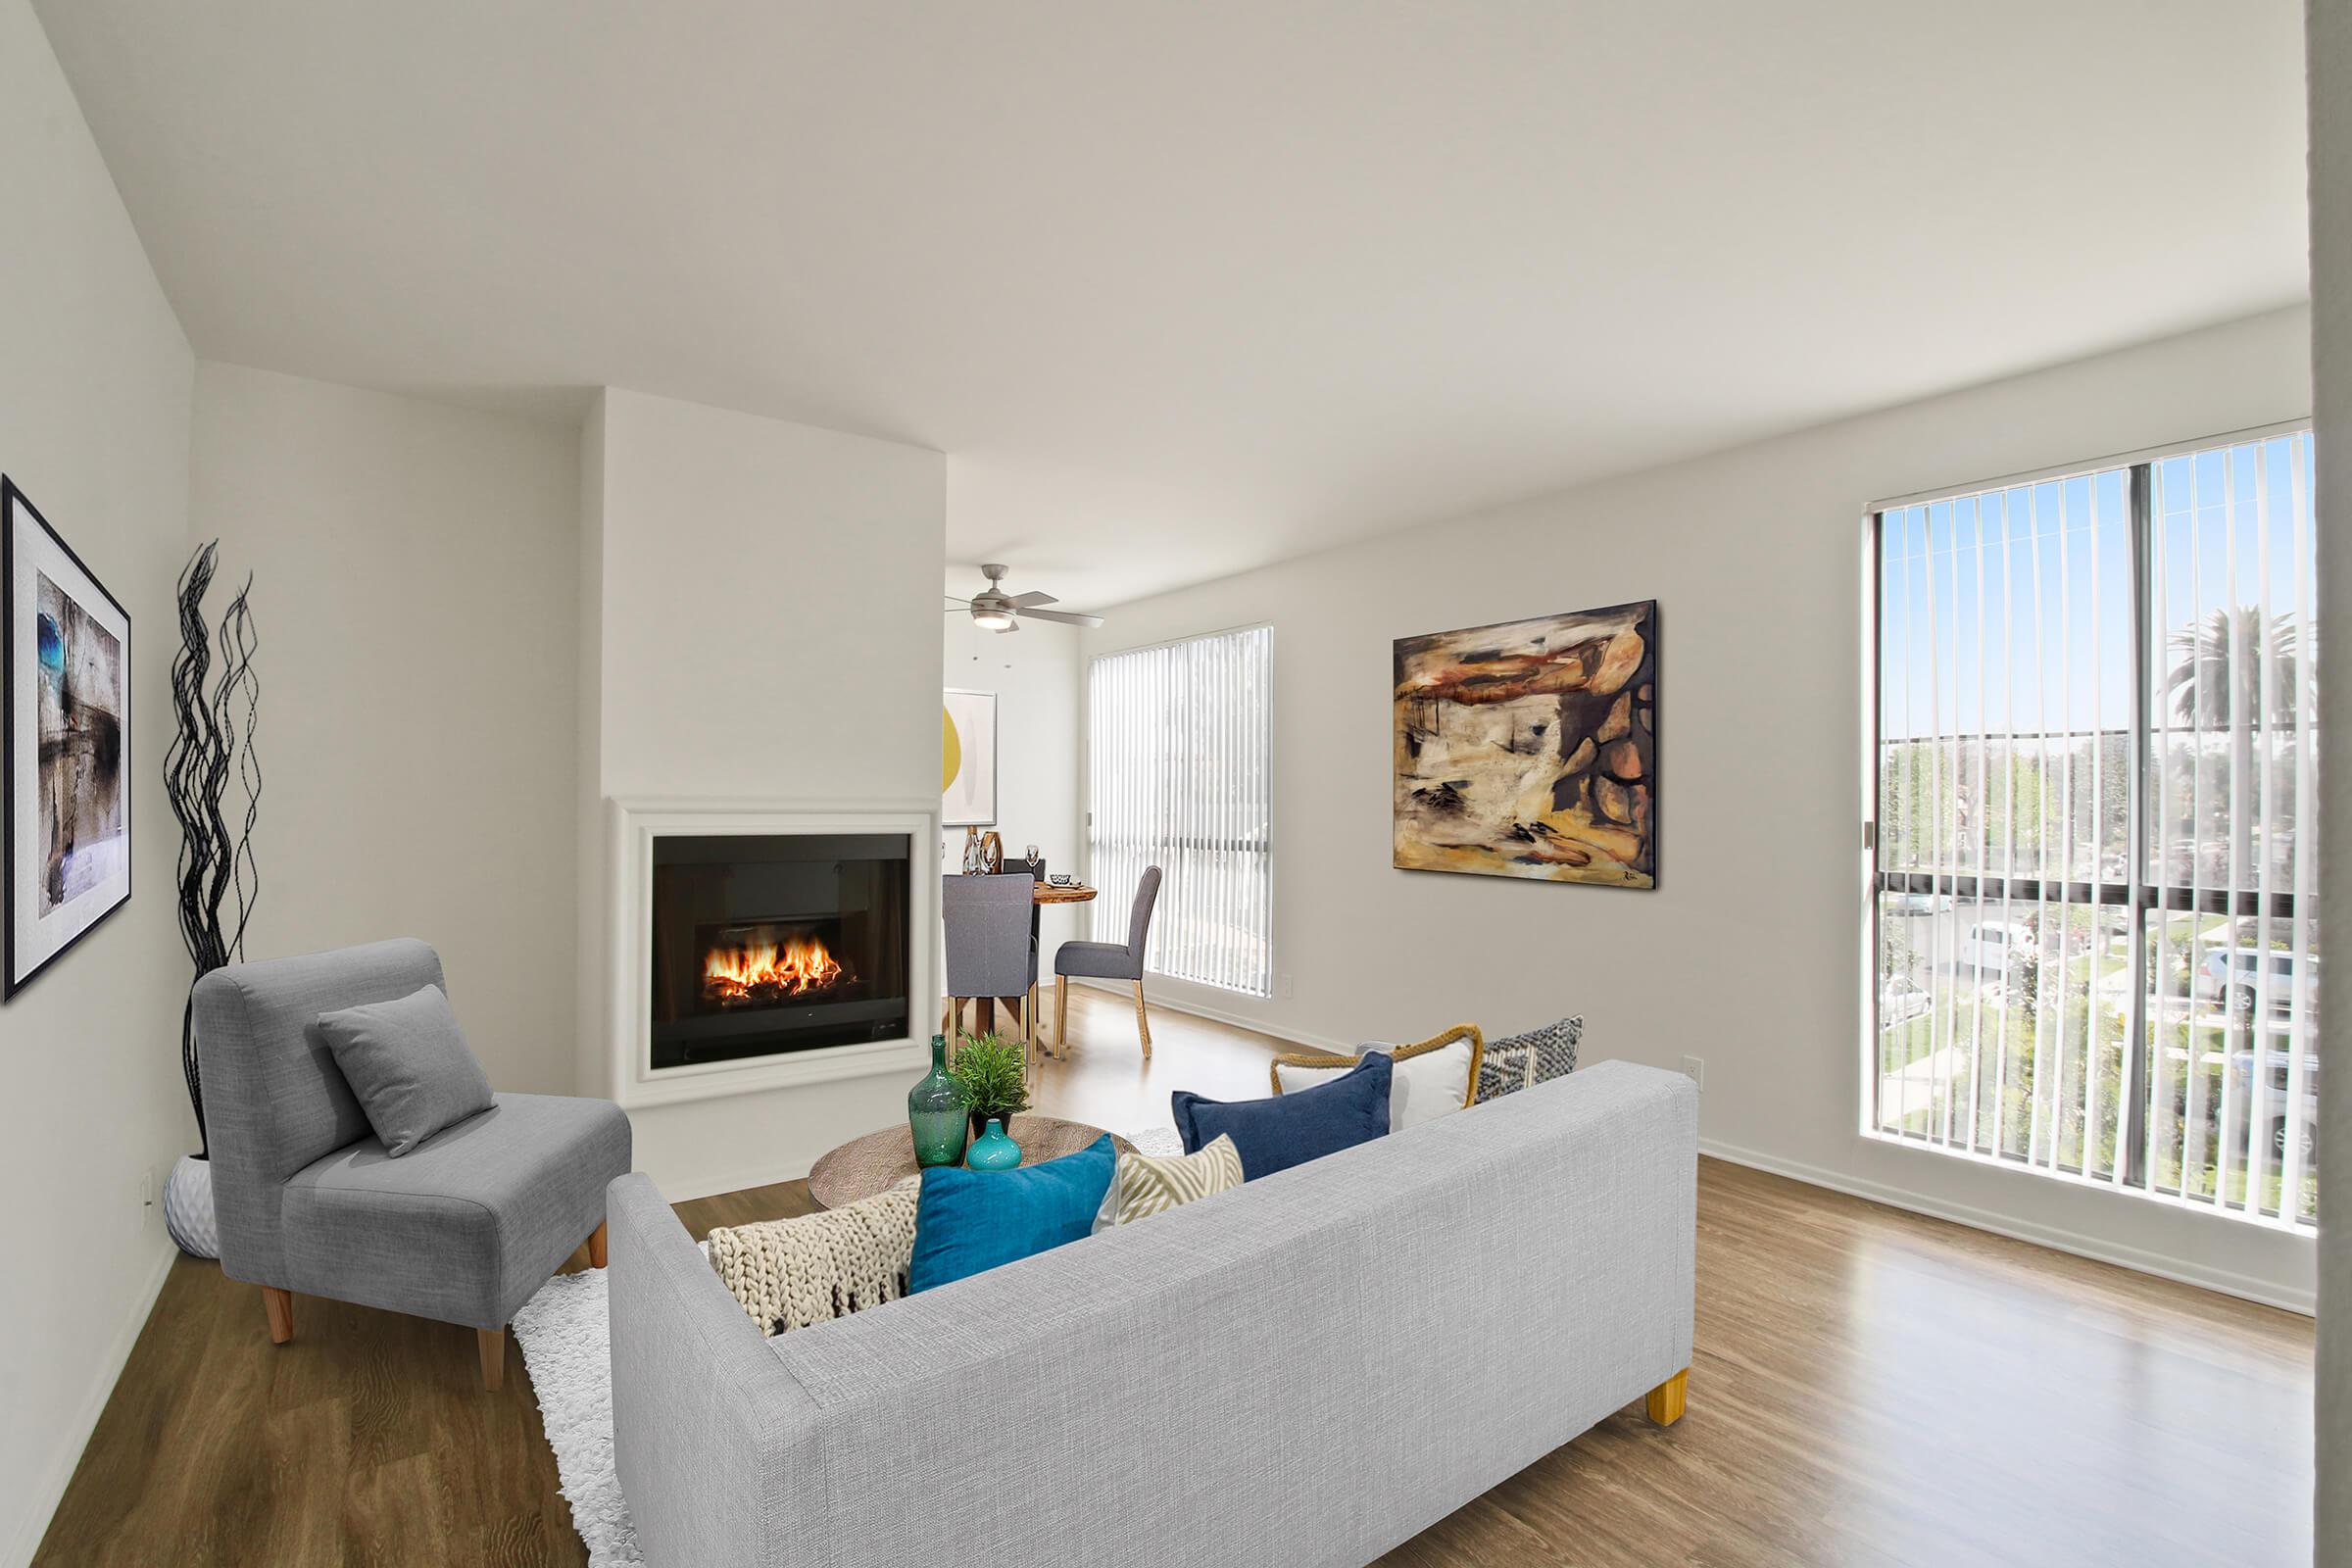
[317,983,495,1155]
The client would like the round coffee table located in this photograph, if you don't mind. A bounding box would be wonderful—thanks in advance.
[807,1115,1137,1209]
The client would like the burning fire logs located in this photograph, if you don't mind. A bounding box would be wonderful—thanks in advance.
[703,932,851,1007]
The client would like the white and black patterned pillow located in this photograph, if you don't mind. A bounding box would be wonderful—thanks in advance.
[1475,1014,1582,1102]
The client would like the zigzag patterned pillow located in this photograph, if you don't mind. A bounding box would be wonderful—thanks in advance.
[1476,1014,1582,1103]
[1114,1134,1244,1225]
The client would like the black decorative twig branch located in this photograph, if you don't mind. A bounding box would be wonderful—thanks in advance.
[163,543,259,1157]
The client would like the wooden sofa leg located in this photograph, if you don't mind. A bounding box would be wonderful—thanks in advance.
[261,1286,295,1346]
[478,1327,506,1392]
[587,1220,609,1269]
[1645,1368,1688,1426]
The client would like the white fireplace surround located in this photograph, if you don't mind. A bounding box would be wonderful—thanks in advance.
[603,797,938,1109]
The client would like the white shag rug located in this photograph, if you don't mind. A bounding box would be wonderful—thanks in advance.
[511,1256,648,1566]
[512,1125,1184,1565]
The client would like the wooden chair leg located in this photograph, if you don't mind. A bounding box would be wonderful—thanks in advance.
[1133,978,1152,1059]
[1645,1368,1687,1426]
[478,1327,506,1392]
[587,1219,609,1269]
[1054,974,1068,1052]
[995,996,1032,1078]
[261,1286,295,1346]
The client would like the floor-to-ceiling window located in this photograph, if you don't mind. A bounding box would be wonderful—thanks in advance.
[1088,624,1273,997]
[1868,427,2318,1228]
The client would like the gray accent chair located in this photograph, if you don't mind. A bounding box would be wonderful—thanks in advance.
[1053,863,1162,1058]
[195,938,632,1390]
[941,872,1038,1062]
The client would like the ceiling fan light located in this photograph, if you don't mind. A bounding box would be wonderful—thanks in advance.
[970,607,1015,631]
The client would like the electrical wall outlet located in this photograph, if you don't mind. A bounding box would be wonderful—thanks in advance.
[138,1165,158,1232]
[1280,973,1295,999]
[1680,1055,1704,1091]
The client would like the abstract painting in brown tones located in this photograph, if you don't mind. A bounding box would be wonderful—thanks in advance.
[1394,601,1656,888]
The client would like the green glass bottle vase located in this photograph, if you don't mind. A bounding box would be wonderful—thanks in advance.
[907,1035,967,1168]
[965,1117,1022,1171]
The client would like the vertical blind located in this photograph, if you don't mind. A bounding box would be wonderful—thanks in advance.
[1089,625,1273,997]
[1871,428,2318,1229]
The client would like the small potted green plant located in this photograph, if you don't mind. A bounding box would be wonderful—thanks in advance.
[948,1033,1031,1145]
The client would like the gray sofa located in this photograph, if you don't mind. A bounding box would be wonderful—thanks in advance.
[197,938,632,1388]
[608,1058,1696,1567]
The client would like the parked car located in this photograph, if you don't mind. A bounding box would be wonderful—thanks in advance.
[2202,947,2320,1022]
[1959,921,2034,976]
[2226,1046,2320,1167]
[1880,976,1933,1024]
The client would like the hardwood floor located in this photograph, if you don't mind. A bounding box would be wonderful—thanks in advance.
[37,987,2313,1566]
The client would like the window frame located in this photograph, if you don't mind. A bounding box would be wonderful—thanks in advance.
[1857,417,2318,1229]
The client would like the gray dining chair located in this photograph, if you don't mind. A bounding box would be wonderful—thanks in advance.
[942,872,1039,1066]
[1053,865,1163,1060]
[1011,856,1047,1024]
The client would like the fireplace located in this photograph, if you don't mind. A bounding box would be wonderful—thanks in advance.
[649,832,911,1069]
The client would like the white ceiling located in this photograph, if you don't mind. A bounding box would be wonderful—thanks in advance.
[35,2,2310,609]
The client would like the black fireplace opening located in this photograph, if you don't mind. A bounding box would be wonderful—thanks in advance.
[650,832,911,1069]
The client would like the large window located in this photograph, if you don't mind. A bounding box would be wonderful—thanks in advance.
[1089,625,1273,996]
[1868,428,2318,1229]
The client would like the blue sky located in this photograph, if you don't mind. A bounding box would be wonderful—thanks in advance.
[1879,433,2316,742]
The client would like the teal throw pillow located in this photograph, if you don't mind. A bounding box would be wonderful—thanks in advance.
[908,1134,1117,1293]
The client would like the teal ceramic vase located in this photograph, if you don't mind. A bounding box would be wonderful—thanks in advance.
[965,1117,1022,1171]
[907,1035,967,1168]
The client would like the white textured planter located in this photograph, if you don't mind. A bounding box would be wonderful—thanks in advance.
[164,1154,219,1258]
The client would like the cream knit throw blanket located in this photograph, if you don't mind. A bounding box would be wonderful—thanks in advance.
[706,1176,920,1336]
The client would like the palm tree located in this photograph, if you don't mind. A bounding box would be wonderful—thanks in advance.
[2161,608,2303,957]
[2163,607,2301,731]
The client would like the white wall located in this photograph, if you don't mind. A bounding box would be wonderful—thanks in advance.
[189,363,582,1094]
[0,1,195,1559]
[583,389,946,1196]
[2307,0,2347,1554]
[1083,306,2318,1311]
[941,589,1086,958]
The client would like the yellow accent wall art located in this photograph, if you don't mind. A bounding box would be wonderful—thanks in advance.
[942,688,996,827]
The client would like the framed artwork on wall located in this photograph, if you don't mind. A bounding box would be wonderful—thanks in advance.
[1393,600,1655,889]
[942,687,998,827]
[4,477,134,997]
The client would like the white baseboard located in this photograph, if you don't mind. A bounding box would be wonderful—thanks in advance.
[1067,977,1353,1055]
[9,1240,177,1568]
[1697,1135,2316,1317]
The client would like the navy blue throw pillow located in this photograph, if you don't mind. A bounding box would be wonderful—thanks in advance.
[908,1134,1116,1293]
[1170,1053,1392,1180]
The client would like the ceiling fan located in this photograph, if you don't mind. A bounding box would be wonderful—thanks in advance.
[946,564,1104,632]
